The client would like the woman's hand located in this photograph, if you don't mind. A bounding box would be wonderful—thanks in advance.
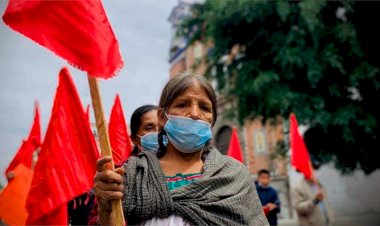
[94,156,125,224]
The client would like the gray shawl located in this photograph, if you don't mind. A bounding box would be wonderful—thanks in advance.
[122,148,269,226]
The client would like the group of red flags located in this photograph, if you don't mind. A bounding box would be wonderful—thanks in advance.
[0,68,133,224]
[0,0,130,224]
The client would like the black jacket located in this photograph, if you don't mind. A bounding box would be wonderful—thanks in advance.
[256,183,281,226]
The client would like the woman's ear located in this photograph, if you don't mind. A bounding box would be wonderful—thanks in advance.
[157,108,167,129]
[131,135,139,146]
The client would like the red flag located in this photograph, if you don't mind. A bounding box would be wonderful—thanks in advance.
[3,0,123,78]
[227,128,244,162]
[5,103,41,177]
[25,68,99,224]
[290,113,314,180]
[0,164,33,225]
[109,94,132,164]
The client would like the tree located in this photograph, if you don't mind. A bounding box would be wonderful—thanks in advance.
[180,0,380,174]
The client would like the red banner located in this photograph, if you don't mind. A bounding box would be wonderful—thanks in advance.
[3,0,123,78]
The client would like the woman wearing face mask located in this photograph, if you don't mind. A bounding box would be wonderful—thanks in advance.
[88,105,160,225]
[129,104,160,154]
[93,72,269,226]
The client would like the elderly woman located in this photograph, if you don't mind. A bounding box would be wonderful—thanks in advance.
[94,72,268,226]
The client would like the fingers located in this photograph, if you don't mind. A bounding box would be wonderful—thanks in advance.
[115,166,125,175]
[94,186,124,201]
[96,156,112,172]
[315,193,324,201]
[96,180,124,192]
[95,170,123,184]
[93,158,124,207]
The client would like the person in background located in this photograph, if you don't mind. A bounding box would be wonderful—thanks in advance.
[129,104,159,155]
[256,169,281,226]
[293,156,334,226]
[87,104,159,225]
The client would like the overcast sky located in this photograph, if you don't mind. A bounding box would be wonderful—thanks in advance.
[0,0,177,185]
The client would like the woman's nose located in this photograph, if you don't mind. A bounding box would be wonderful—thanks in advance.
[189,105,201,120]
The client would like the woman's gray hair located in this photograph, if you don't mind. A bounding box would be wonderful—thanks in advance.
[158,71,217,125]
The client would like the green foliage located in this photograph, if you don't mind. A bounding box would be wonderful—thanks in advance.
[181,0,380,174]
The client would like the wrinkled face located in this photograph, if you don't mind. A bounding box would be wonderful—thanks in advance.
[158,80,214,127]
[132,109,158,147]
[258,173,271,187]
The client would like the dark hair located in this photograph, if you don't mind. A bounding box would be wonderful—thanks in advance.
[258,169,271,177]
[130,105,158,136]
[157,71,218,158]
[130,105,158,155]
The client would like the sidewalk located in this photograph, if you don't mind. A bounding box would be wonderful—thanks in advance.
[278,214,380,226]
[278,218,297,226]
[333,214,380,226]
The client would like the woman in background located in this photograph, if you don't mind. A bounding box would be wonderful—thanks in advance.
[87,104,159,225]
[129,104,159,155]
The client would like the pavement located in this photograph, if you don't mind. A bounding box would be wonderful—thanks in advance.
[278,214,380,226]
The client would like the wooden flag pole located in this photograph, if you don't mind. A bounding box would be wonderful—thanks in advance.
[88,75,125,226]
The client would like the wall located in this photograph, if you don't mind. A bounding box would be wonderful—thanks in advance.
[288,165,380,223]
[243,117,286,176]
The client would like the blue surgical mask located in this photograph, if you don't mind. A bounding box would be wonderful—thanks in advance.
[138,132,167,153]
[163,114,212,153]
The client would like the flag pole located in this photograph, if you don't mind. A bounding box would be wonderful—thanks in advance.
[87,75,125,226]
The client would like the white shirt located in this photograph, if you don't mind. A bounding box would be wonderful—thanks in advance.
[141,216,190,226]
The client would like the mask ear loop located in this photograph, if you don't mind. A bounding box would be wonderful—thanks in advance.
[164,112,170,119]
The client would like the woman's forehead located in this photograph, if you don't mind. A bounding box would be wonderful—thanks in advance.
[176,81,210,99]
[141,110,158,122]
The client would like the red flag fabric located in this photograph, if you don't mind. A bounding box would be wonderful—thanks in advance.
[0,164,33,225]
[227,127,244,163]
[25,68,99,224]
[5,103,41,177]
[289,113,314,180]
[108,94,132,164]
[3,0,123,78]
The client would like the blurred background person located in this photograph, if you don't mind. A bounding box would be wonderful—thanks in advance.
[293,157,334,226]
[255,169,281,226]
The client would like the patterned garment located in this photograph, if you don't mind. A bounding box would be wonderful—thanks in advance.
[122,148,269,226]
[166,173,203,191]
[87,174,203,225]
